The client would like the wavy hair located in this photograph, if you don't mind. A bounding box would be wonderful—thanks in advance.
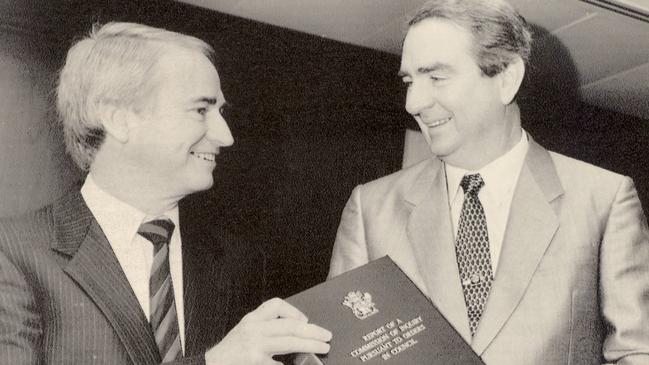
[408,0,532,77]
[56,22,214,170]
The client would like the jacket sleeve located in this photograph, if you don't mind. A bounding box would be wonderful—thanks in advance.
[0,248,42,365]
[328,185,370,279]
[600,177,649,364]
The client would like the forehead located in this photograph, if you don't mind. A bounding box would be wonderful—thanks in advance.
[400,18,476,73]
[150,47,222,101]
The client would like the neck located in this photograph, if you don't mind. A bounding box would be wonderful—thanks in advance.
[90,151,181,216]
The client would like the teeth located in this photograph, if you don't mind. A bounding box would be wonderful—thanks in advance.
[190,152,215,162]
[427,117,451,127]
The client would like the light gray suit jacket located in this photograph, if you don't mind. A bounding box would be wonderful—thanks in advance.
[329,138,649,364]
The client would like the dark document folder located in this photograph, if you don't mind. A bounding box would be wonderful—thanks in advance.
[286,256,485,365]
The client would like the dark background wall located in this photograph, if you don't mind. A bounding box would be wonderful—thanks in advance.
[1,0,647,299]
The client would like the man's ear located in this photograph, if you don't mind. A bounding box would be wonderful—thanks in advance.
[497,56,525,105]
[99,104,134,144]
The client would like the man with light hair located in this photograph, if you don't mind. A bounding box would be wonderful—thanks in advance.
[329,0,649,363]
[0,22,330,364]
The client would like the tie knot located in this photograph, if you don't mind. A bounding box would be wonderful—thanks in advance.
[460,173,484,195]
[138,218,175,248]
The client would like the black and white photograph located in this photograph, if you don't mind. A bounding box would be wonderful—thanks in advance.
[1,0,648,364]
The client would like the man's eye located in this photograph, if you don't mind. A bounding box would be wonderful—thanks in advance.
[196,107,208,116]
[219,104,232,117]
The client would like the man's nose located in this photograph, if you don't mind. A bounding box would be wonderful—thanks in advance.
[207,111,234,147]
[405,81,434,116]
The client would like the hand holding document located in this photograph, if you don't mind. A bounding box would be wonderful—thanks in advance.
[205,298,332,365]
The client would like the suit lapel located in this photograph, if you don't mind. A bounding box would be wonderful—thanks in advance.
[52,190,161,365]
[471,139,563,354]
[405,158,472,342]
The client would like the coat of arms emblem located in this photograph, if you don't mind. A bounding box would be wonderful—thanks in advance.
[342,290,378,320]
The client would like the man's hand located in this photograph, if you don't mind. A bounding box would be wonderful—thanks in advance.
[205,298,332,365]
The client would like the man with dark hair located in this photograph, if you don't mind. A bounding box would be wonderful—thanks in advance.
[0,22,330,365]
[329,0,649,363]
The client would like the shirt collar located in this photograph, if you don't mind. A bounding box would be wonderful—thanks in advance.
[446,130,529,203]
[81,174,180,248]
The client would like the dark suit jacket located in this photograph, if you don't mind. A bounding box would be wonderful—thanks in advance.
[0,188,265,365]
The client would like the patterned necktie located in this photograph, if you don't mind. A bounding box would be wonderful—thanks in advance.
[454,174,493,336]
[138,218,182,361]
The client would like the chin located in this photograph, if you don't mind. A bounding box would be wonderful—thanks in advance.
[428,138,460,157]
[184,176,215,194]
[428,145,448,158]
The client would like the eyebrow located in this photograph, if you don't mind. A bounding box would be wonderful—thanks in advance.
[398,63,454,78]
[192,97,217,105]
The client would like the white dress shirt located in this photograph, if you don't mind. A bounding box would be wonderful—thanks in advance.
[445,131,529,274]
[81,174,186,353]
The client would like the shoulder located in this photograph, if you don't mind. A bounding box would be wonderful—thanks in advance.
[0,205,57,279]
[537,148,641,220]
[355,158,435,198]
[549,151,624,179]
[0,205,54,249]
[547,150,629,193]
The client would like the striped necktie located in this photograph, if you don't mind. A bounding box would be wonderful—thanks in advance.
[455,173,493,336]
[138,218,182,361]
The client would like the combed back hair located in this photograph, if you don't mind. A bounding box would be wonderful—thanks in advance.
[56,22,215,170]
[408,0,532,77]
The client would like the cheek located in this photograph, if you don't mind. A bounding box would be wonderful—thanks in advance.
[433,83,465,111]
[168,123,206,148]
[186,122,208,140]
[451,82,492,117]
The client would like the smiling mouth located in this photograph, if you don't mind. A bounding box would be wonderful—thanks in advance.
[190,152,216,162]
[423,116,452,128]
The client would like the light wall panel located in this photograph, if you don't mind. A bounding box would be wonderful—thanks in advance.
[581,63,649,120]
[555,10,649,84]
